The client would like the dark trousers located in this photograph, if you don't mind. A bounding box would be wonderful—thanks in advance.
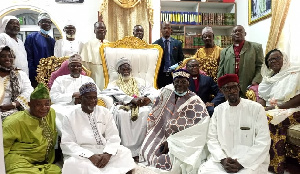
[157,71,173,89]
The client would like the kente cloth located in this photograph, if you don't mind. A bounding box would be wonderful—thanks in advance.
[0,33,29,75]
[80,38,109,90]
[50,74,101,136]
[217,41,264,96]
[0,70,33,120]
[267,111,300,174]
[24,32,55,83]
[258,54,300,173]
[54,39,83,57]
[140,84,209,171]
[47,60,86,89]
[2,108,60,174]
[0,119,5,174]
[61,105,136,174]
[103,77,159,157]
[194,45,222,82]
[199,99,271,174]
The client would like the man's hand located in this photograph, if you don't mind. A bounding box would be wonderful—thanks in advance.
[0,104,16,112]
[251,82,259,86]
[88,153,112,168]
[160,141,169,154]
[130,97,140,106]
[221,157,244,173]
[139,97,151,107]
[72,92,81,105]
[205,102,214,107]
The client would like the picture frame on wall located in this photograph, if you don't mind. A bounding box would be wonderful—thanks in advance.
[248,0,271,25]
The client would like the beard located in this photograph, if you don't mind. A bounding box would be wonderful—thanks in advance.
[66,34,76,39]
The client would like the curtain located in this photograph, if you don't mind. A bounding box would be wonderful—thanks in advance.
[100,0,153,43]
[265,0,291,54]
[276,0,300,64]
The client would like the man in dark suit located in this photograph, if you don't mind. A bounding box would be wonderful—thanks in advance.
[153,21,184,89]
[186,59,225,116]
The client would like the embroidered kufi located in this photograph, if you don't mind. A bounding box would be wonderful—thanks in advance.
[30,83,50,99]
[38,12,51,22]
[69,54,82,63]
[202,26,213,35]
[115,57,131,71]
[173,69,190,80]
[79,82,97,96]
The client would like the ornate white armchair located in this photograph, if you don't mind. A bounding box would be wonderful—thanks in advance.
[100,36,163,89]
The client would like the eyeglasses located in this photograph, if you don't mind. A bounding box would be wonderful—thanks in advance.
[222,85,239,92]
[267,56,282,63]
[173,79,188,85]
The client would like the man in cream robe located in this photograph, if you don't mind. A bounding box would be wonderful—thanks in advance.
[199,74,271,174]
[61,82,135,174]
[102,58,159,158]
[81,21,108,90]
[50,54,106,135]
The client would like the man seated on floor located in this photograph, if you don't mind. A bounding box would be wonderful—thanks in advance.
[50,54,107,136]
[199,74,271,174]
[186,58,225,116]
[61,82,136,174]
[140,69,210,173]
[2,83,61,174]
[102,57,159,160]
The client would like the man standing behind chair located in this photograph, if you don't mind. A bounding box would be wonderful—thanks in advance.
[199,74,270,174]
[186,58,224,116]
[81,21,108,90]
[2,83,61,174]
[194,26,222,81]
[153,21,184,89]
[0,16,29,75]
[133,25,144,40]
[217,25,263,96]
[25,12,55,87]
[54,21,83,57]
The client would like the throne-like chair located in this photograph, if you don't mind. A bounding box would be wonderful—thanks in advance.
[36,56,108,107]
[100,36,163,89]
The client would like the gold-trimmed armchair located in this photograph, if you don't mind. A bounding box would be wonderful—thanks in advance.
[100,36,163,89]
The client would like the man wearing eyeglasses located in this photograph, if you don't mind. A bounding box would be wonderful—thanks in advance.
[25,12,56,87]
[199,74,271,174]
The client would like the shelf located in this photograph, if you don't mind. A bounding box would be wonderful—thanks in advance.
[170,24,235,29]
[161,1,235,9]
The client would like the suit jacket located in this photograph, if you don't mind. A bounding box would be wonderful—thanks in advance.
[189,74,225,116]
[217,41,264,95]
[153,37,184,71]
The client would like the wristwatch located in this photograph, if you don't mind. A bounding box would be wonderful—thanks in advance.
[11,102,17,108]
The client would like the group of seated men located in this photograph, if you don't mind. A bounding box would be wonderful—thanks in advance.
[0,47,274,174]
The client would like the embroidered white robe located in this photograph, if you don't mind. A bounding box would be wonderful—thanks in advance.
[54,39,83,57]
[61,105,136,174]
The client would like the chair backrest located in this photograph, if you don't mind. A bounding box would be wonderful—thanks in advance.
[36,56,91,89]
[100,36,163,89]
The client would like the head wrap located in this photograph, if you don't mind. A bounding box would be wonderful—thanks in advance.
[173,69,190,80]
[0,45,15,58]
[69,54,82,63]
[64,19,76,28]
[202,26,213,35]
[0,16,19,33]
[115,57,131,71]
[217,74,239,88]
[30,83,50,100]
[79,82,97,96]
[38,12,51,23]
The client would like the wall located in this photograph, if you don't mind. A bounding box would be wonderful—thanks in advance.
[235,0,271,54]
[0,0,103,43]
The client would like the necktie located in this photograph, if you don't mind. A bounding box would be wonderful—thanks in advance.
[164,40,170,72]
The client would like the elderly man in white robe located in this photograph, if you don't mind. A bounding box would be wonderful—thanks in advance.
[61,82,136,174]
[54,21,83,57]
[198,74,271,174]
[50,54,104,135]
[102,57,159,161]
[0,16,28,74]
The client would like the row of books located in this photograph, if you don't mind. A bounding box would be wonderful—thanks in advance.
[171,34,234,48]
[161,11,235,26]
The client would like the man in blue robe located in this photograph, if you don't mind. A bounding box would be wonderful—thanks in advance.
[186,58,225,116]
[24,12,55,87]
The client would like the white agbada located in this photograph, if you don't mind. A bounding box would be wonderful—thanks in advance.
[80,39,108,90]
[61,105,136,174]
[50,74,101,136]
[0,33,28,75]
[103,77,159,157]
[199,98,271,174]
[54,39,83,57]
